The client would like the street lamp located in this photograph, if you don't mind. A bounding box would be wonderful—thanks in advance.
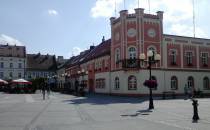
[140,50,161,109]
[77,69,88,96]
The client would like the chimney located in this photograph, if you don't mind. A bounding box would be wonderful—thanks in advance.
[120,10,128,17]
[157,11,164,20]
[102,36,105,42]
[90,45,95,50]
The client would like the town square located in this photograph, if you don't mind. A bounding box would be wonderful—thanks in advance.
[0,0,210,130]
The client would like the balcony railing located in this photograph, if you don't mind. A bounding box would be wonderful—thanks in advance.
[122,59,140,68]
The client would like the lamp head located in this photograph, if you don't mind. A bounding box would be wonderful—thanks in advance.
[139,53,146,60]
[147,50,153,57]
[81,69,85,73]
[155,54,161,61]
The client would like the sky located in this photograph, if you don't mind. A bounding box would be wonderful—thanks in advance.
[0,0,209,58]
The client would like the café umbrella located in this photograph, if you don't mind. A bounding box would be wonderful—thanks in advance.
[0,79,8,84]
[11,79,32,85]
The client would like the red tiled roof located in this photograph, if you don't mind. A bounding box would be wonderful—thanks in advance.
[84,39,111,62]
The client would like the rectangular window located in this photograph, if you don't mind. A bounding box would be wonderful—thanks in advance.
[0,72,3,78]
[186,52,193,65]
[201,52,208,66]
[10,63,13,68]
[95,79,105,88]
[0,62,4,68]
[18,63,22,68]
[169,50,177,65]
[28,72,31,79]
[9,72,13,78]
[18,73,21,78]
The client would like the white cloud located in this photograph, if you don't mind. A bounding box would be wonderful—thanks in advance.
[91,0,123,18]
[48,9,58,16]
[72,47,83,56]
[0,34,23,46]
[169,24,208,38]
[90,0,209,38]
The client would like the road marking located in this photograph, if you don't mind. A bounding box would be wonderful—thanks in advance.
[25,95,35,103]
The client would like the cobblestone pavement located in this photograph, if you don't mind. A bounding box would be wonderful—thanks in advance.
[0,92,209,130]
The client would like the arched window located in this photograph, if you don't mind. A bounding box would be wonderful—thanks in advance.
[147,46,157,54]
[115,77,120,90]
[128,75,137,90]
[187,76,194,88]
[128,47,136,59]
[171,76,178,90]
[147,46,157,61]
[203,77,210,90]
[115,48,120,63]
[169,49,177,65]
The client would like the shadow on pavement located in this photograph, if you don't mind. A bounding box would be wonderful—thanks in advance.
[121,109,153,117]
[63,94,148,105]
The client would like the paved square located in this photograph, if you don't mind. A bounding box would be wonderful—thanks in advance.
[0,92,210,130]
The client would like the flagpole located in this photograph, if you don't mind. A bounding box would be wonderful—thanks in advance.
[192,0,195,37]
[115,0,117,17]
[124,0,126,10]
[148,0,151,13]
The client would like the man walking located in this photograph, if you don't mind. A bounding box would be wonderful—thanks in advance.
[42,82,46,100]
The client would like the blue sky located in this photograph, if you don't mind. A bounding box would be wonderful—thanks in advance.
[0,0,209,58]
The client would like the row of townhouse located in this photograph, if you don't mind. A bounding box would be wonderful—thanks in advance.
[64,8,210,96]
[0,44,57,80]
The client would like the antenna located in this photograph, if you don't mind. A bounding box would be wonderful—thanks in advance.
[115,0,117,17]
[148,0,151,13]
[124,0,125,9]
[192,0,196,37]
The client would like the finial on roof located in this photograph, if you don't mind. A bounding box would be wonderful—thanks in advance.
[102,36,105,42]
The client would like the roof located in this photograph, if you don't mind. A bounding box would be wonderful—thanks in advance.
[65,38,111,69]
[83,39,111,62]
[26,53,57,71]
[164,34,210,41]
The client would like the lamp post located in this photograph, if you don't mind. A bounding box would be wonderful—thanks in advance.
[140,50,161,109]
[77,69,88,96]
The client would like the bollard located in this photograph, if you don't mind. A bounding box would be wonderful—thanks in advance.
[192,99,199,121]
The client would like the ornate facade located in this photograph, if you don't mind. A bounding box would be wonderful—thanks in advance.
[65,8,210,96]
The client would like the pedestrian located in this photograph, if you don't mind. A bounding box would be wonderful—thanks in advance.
[46,83,50,99]
[42,82,46,100]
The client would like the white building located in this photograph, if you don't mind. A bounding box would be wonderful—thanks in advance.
[0,44,26,80]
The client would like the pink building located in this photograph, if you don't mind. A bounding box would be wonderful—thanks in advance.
[65,8,210,96]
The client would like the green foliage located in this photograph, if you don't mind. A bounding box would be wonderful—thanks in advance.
[29,77,46,90]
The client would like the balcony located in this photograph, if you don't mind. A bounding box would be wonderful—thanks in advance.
[122,59,140,69]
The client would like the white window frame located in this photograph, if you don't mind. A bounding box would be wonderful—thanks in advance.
[200,52,208,66]
[115,48,120,63]
[171,76,178,90]
[128,46,136,59]
[115,77,120,90]
[185,51,193,65]
[169,49,177,64]
[187,76,194,88]
[128,75,137,90]
[203,77,210,90]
